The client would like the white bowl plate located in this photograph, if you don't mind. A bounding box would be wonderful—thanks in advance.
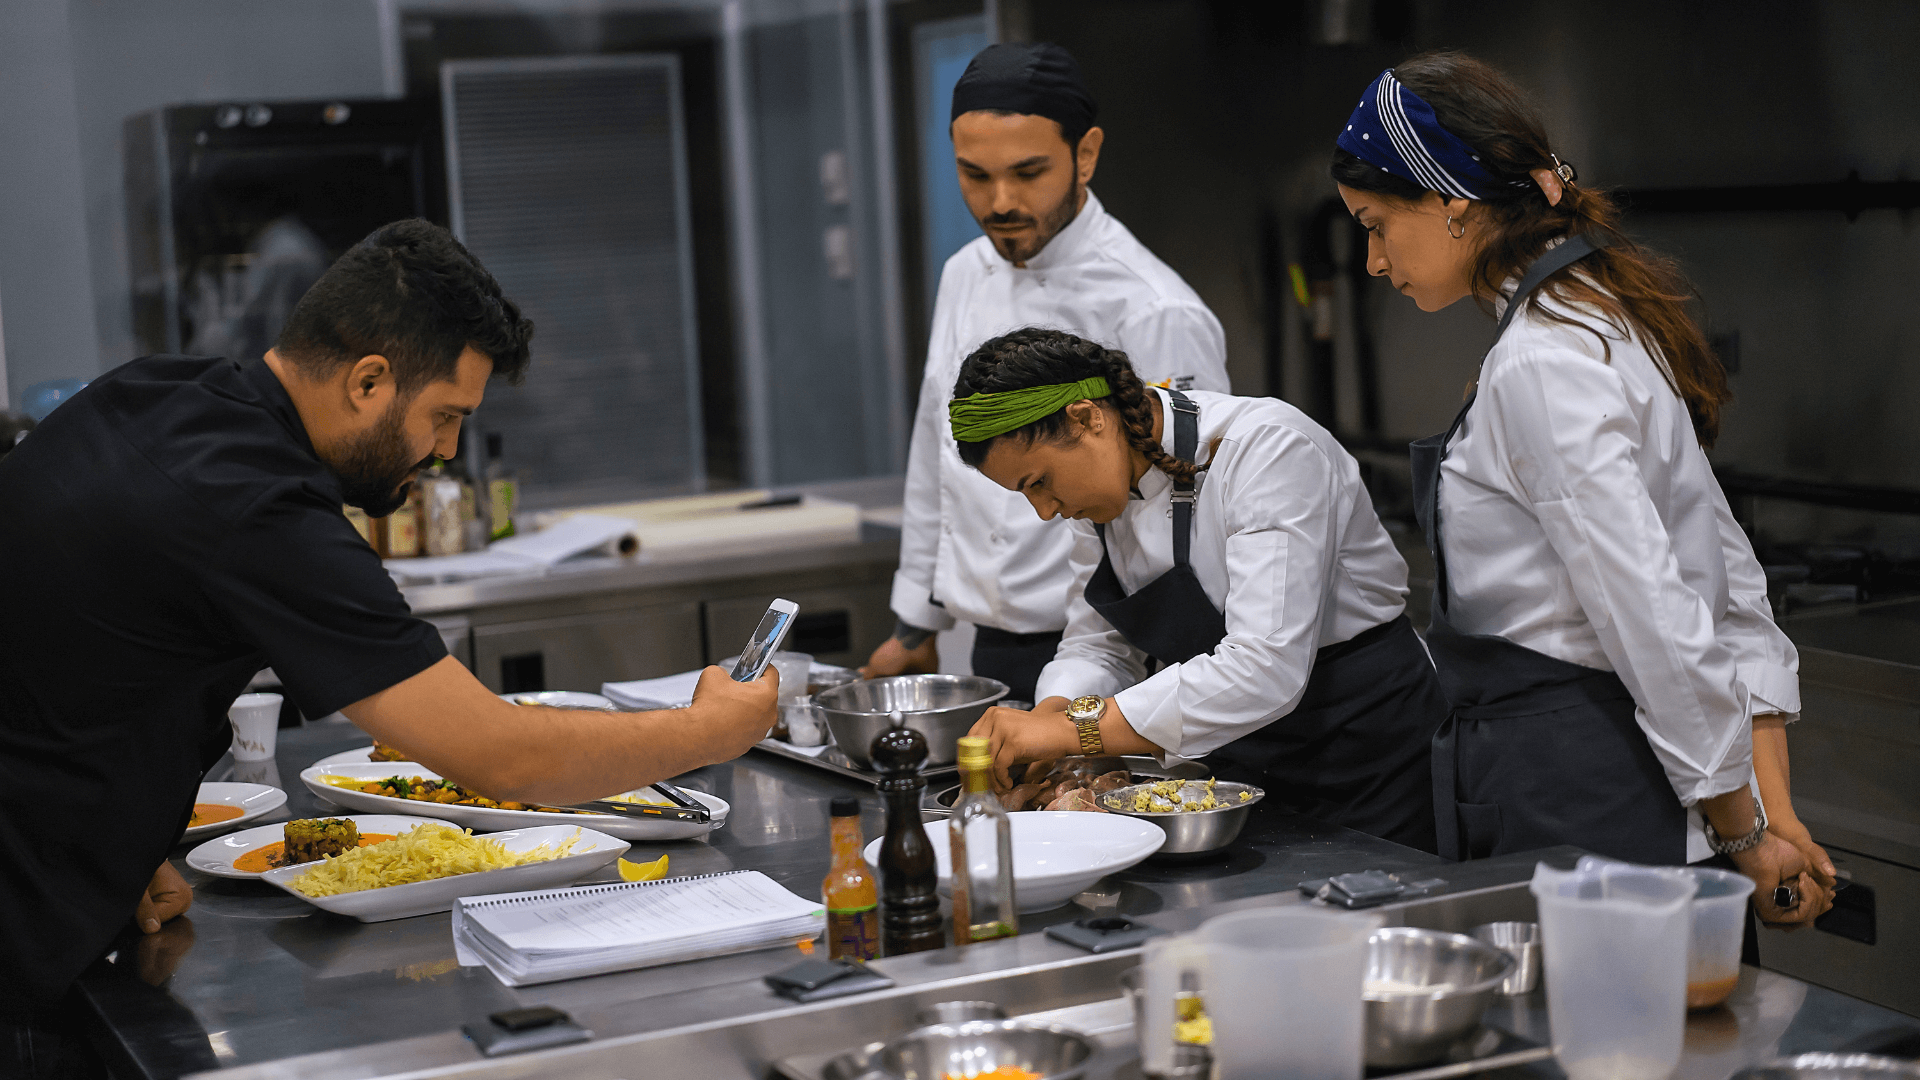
[864,811,1165,912]
[185,814,448,880]
[301,762,729,841]
[181,782,288,843]
[259,824,629,922]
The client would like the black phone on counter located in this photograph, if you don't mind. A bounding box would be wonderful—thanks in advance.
[731,598,799,682]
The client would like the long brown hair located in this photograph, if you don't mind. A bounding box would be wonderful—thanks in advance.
[953,328,1204,484]
[1331,51,1731,448]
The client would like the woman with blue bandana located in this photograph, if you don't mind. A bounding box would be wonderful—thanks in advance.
[1331,51,1830,927]
[951,328,1448,852]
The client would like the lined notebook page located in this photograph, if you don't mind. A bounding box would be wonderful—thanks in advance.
[463,871,823,954]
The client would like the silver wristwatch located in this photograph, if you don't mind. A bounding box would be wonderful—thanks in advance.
[1702,794,1769,855]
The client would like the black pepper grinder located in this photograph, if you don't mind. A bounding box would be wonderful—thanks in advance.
[873,713,943,955]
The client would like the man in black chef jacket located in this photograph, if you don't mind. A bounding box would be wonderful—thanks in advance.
[0,220,777,1049]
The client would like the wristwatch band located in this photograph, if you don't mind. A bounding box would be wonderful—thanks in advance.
[1067,695,1105,755]
[1703,794,1770,855]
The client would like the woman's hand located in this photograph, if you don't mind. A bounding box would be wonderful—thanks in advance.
[1730,831,1833,928]
[967,705,1080,789]
[135,860,193,934]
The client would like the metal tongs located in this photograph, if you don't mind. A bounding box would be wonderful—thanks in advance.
[546,779,712,824]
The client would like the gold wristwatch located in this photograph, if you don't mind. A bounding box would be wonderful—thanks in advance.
[1067,695,1106,755]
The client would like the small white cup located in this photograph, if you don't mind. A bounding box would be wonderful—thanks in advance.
[782,696,826,746]
[768,651,813,702]
[229,693,283,762]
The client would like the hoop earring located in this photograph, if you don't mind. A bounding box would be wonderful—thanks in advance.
[1446,215,1467,240]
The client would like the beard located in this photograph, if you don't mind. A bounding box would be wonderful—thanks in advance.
[980,173,1081,265]
[329,401,435,517]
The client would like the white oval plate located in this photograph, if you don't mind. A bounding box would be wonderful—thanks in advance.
[181,782,288,843]
[260,824,629,922]
[864,811,1165,913]
[301,762,729,841]
[312,745,388,770]
[185,814,448,880]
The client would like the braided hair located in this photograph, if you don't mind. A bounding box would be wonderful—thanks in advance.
[952,327,1203,484]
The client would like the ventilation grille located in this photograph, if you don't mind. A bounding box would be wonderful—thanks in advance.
[444,55,702,504]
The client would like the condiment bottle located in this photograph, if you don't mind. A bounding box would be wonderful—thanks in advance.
[422,464,466,556]
[823,796,878,960]
[386,481,423,558]
[342,504,374,548]
[872,720,943,955]
[485,432,518,541]
[949,736,1018,944]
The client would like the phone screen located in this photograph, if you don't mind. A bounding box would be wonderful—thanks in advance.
[732,605,796,682]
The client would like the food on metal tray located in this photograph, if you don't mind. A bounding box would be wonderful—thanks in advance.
[995,757,1134,812]
[288,823,582,896]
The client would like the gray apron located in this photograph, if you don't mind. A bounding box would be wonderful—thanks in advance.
[1083,391,1443,852]
[1412,233,1689,866]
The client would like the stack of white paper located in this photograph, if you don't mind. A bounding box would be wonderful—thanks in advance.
[451,870,825,987]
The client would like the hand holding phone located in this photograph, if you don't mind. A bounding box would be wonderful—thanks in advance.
[732,598,798,683]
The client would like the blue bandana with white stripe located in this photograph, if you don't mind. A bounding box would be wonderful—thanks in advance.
[1337,69,1509,200]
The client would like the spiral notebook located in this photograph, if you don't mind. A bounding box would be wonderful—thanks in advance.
[451,870,826,987]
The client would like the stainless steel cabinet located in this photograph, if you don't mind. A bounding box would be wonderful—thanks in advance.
[471,602,704,693]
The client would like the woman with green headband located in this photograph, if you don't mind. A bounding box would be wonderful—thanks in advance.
[952,328,1445,851]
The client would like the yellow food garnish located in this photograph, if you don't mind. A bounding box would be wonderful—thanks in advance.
[1174,996,1212,1044]
[290,824,581,896]
[618,853,670,881]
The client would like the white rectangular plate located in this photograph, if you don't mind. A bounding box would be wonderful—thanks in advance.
[259,824,629,922]
[300,762,728,841]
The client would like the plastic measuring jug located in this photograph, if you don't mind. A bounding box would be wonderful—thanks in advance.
[1684,865,1755,1009]
[1143,905,1380,1080]
[1531,859,1698,1080]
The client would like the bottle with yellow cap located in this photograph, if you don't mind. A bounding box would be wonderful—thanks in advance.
[949,735,1017,945]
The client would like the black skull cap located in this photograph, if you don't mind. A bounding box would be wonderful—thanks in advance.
[950,42,1097,138]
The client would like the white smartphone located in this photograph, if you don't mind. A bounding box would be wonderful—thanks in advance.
[731,598,799,682]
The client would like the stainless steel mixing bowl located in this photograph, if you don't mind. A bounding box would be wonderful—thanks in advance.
[1362,926,1515,1067]
[1733,1056,1920,1080]
[1095,780,1265,855]
[814,675,1008,769]
[880,1019,1094,1080]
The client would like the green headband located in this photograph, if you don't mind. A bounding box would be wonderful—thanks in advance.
[949,376,1111,443]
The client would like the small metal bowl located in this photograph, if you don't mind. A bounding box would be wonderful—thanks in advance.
[1095,780,1265,855]
[815,675,1008,769]
[914,1000,1007,1026]
[877,1019,1094,1080]
[1363,927,1516,1068]
[1733,1056,1920,1080]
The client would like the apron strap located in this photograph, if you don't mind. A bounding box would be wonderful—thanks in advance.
[1167,389,1199,570]
[1430,232,1611,612]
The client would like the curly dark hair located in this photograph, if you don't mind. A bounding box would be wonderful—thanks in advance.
[274,218,534,395]
[1331,51,1730,448]
[952,327,1202,484]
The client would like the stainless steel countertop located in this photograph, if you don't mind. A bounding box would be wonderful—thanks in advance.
[81,720,1440,1077]
[398,528,901,616]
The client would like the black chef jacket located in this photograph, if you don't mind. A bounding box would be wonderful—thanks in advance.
[0,355,447,1002]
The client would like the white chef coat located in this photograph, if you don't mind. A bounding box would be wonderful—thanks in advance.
[1033,389,1410,757]
[892,190,1231,635]
[1440,281,1798,858]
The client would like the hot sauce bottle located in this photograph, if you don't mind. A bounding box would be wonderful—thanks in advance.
[823,796,878,960]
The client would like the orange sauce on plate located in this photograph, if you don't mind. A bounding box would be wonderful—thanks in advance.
[190,803,245,828]
[233,834,396,874]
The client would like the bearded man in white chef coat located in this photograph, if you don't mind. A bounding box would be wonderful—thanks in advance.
[863,43,1231,699]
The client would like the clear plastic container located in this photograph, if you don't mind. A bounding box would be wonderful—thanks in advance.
[1143,906,1380,1080]
[1531,859,1698,1080]
[1684,866,1755,1009]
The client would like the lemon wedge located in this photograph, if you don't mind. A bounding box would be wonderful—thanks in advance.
[618,853,669,882]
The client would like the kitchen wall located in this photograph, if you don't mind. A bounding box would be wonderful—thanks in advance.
[0,0,391,411]
[1023,0,1920,555]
